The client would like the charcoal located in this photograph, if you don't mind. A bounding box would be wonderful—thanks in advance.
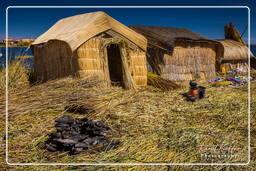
[45,116,117,155]
[50,132,62,138]
[84,120,95,128]
[55,116,74,124]
[83,137,95,145]
[98,132,107,137]
[55,123,70,127]
[46,144,57,152]
[73,147,84,154]
[56,126,70,132]
[54,138,78,144]
[75,142,90,148]
[79,118,89,122]
[74,134,89,141]
[95,121,105,127]
[61,130,72,137]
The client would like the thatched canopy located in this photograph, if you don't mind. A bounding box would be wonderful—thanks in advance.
[129,25,210,50]
[216,39,254,61]
[130,25,217,81]
[32,11,147,51]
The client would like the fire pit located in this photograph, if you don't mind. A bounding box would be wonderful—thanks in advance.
[45,116,118,155]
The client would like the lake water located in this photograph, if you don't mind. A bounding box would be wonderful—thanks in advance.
[0,45,256,69]
[0,47,34,68]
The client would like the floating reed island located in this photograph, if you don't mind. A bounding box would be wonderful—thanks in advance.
[31,11,148,89]
[1,12,256,170]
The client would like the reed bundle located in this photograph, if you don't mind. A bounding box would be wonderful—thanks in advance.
[0,73,136,119]
[147,72,180,90]
[65,90,136,116]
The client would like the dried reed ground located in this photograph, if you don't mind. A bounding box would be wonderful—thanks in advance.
[0,63,255,170]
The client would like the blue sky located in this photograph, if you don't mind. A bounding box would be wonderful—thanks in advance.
[0,0,256,43]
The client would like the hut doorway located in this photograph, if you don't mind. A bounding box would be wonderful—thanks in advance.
[107,44,124,86]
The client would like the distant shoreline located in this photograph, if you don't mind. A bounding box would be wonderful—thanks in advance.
[0,45,30,47]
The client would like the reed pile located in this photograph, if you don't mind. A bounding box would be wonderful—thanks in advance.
[147,72,180,90]
[0,63,255,170]
[65,91,135,116]
[0,76,136,119]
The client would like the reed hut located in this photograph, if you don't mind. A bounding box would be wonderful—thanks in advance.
[130,25,218,82]
[31,12,148,89]
[215,40,254,72]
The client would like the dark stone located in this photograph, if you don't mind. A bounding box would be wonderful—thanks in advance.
[74,134,89,141]
[50,132,62,138]
[45,116,117,155]
[55,115,74,124]
[46,144,57,152]
[79,118,88,122]
[56,126,70,132]
[82,137,95,145]
[75,142,90,148]
[95,121,105,128]
[98,132,107,137]
[53,138,78,144]
[73,147,84,154]
[84,120,95,128]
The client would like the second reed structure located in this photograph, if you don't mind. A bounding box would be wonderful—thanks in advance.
[31,12,148,89]
[130,25,219,82]
[215,39,254,72]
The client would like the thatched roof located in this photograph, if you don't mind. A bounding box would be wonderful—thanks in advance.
[32,11,147,51]
[217,40,254,60]
[129,25,209,50]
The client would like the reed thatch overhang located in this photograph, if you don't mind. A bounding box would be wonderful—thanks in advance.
[32,11,147,51]
[129,25,216,51]
[216,39,254,62]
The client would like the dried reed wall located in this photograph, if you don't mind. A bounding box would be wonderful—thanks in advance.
[33,36,147,87]
[129,49,147,86]
[74,38,104,80]
[75,37,147,87]
[33,40,75,82]
[215,40,250,72]
[148,40,217,82]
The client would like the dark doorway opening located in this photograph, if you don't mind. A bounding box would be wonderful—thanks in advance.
[107,44,123,86]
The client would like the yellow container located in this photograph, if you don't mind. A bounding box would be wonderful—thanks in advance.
[212,81,231,86]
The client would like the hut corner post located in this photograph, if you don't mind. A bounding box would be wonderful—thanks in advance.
[119,43,136,90]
